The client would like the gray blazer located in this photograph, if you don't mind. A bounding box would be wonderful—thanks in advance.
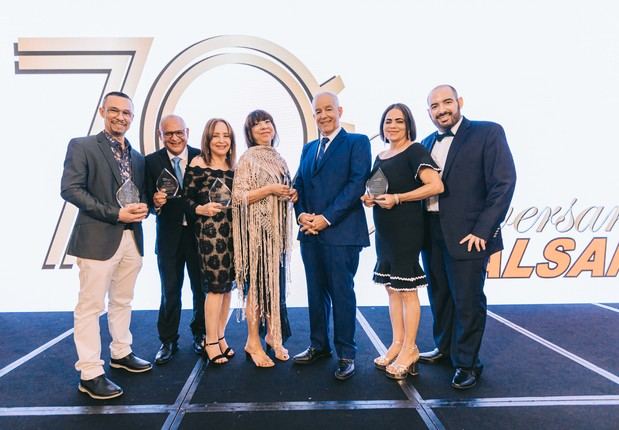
[60,131,145,260]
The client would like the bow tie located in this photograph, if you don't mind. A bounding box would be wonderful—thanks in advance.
[436,130,454,142]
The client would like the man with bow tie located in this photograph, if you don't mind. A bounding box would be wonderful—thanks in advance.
[419,85,516,390]
[145,114,205,365]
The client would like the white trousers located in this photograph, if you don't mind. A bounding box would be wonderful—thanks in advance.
[74,230,143,380]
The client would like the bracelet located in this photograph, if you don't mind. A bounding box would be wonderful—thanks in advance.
[393,194,400,205]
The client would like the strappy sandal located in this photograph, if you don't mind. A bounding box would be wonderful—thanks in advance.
[386,345,420,380]
[204,341,228,366]
[218,336,235,360]
[373,340,402,371]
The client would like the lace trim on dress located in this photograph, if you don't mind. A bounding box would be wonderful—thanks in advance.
[374,272,426,282]
[373,281,427,292]
[414,163,441,182]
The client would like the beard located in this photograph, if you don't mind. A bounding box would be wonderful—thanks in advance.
[434,109,461,131]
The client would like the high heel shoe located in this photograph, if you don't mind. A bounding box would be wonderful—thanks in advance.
[265,342,290,362]
[244,348,275,368]
[385,345,420,380]
[218,336,235,360]
[204,341,228,366]
[374,341,402,371]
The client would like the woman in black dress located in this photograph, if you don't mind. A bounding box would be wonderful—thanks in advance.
[361,103,443,380]
[184,118,237,365]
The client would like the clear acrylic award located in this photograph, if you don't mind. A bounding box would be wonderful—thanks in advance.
[116,179,141,207]
[279,173,291,201]
[366,167,389,196]
[156,168,180,198]
[209,178,232,207]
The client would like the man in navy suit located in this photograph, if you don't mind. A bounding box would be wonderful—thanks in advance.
[419,85,516,390]
[292,92,371,381]
[145,114,205,365]
[61,91,153,400]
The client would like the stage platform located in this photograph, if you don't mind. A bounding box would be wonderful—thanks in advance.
[1,304,618,429]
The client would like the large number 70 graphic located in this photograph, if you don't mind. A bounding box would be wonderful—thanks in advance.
[14,36,347,270]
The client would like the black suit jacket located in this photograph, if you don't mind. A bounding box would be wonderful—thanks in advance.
[144,146,201,256]
[61,132,145,260]
[421,117,516,260]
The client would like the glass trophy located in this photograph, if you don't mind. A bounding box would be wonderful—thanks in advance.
[116,179,141,207]
[366,167,389,197]
[279,173,291,201]
[209,178,232,207]
[156,168,180,198]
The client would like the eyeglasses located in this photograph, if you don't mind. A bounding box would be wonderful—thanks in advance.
[162,130,187,139]
[106,107,134,118]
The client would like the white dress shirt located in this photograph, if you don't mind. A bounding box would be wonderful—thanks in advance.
[426,117,463,212]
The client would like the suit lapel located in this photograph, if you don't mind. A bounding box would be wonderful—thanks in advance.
[442,117,470,180]
[187,146,200,166]
[158,148,174,173]
[96,132,123,186]
[305,140,320,176]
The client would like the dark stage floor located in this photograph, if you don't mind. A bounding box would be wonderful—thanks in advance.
[1,304,618,429]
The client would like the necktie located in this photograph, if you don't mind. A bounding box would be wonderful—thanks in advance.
[172,156,183,189]
[314,137,329,172]
[436,130,454,142]
[317,137,329,162]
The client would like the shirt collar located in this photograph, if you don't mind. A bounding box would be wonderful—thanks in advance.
[167,146,188,162]
[321,126,342,143]
[103,130,131,151]
[443,117,463,136]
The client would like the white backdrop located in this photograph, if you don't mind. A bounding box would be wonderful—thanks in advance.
[0,0,617,312]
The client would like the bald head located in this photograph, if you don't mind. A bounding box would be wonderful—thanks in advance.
[159,114,187,132]
[427,85,459,106]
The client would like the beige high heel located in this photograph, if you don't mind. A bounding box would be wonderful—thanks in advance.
[244,347,275,368]
[373,341,402,371]
[266,342,290,361]
[385,345,420,380]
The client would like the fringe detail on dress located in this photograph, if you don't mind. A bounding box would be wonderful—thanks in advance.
[231,146,294,348]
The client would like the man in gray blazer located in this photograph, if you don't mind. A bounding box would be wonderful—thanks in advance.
[61,91,152,400]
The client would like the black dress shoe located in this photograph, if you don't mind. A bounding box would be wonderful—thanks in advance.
[78,374,123,400]
[418,348,448,364]
[292,347,332,364]
[192,334,205,355]
[334,359,355,381]
[451,366,483,390]
[155,342,178,365]
[110,352,153,373]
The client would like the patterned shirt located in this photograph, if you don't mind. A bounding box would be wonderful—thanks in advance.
[103,131,132,183]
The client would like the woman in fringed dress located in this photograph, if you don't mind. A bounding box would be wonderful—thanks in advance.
[232,110,298,368]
